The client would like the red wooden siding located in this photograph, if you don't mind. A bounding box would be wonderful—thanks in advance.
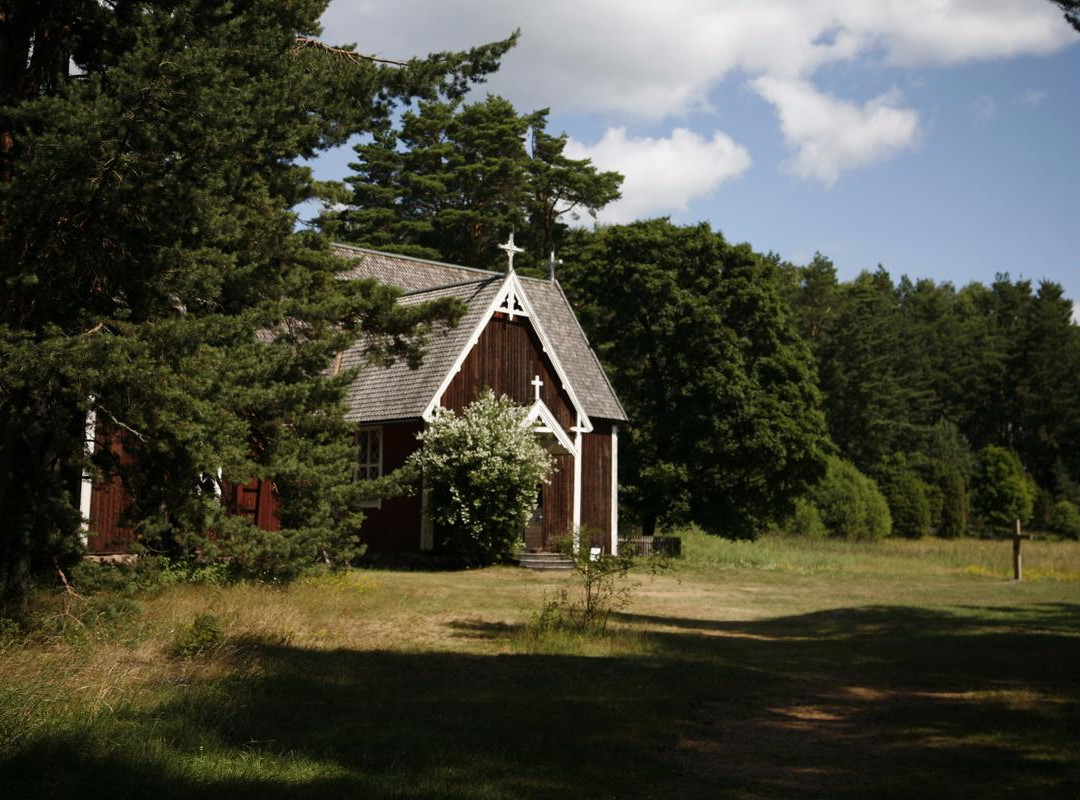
[581,421,613,553]
[356,420,424,553]
[86,426,138,554]
[540,452,575,550]
[226,479,281,532]
[440,314,576,430]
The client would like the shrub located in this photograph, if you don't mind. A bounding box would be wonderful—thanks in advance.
[173,613,224,659]
[536,533,638,632]
[938,467,970,538]
[788,498,828,538]
[408,391,554,563]
[972,446,1034,532]
[878,459,932,539]
[809,456,891,540]
[1047,500,1080,540]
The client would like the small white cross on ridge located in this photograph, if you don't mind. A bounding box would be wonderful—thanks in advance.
[531,374,544,401]
[498,231,525,272]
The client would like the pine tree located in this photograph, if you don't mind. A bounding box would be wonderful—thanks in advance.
[0,0,515,605]
[328,95,621,271]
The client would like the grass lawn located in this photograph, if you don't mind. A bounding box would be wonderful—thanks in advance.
[1,531,1078,799]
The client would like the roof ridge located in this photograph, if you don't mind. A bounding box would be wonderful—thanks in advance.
[332,242,502,278]
[399,276,501,297]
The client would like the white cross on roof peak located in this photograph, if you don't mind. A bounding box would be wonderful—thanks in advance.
[498,231,525,273]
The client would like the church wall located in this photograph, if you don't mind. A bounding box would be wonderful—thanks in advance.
[355,420,424,553]
[581,421,613,553]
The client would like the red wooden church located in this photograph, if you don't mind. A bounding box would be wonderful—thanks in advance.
[82,241,627,556]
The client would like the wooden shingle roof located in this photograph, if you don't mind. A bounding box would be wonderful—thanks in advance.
[332,244,627,424]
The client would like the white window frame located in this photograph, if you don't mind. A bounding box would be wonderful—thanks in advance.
[354,426,384,509]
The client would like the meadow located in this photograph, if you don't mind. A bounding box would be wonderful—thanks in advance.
[1,531,1078,799]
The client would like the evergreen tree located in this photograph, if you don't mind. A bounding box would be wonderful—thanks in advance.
[814,268,928,472]
[0,0,515,605]
[559,220,829,538]
[328,94,621,271]
[1049,0,1080,32]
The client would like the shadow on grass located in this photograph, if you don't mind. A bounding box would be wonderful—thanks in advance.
[2,605,1078,799]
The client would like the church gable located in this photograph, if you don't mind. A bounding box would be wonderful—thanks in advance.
[439,312,576,431]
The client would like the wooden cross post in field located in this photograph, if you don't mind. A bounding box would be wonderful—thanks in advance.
[1012,519,1031,581]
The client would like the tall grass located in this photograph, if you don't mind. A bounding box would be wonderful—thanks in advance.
[2,538,1079,798]
[677,525,1080,581]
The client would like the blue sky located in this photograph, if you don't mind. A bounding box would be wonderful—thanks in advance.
[310,1,1080,319]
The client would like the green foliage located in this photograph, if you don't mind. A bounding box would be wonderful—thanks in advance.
[560,220,830,539]
[972,446,1035,531]
[784,253,1080,538]
[172,613,224,659]
[877,456,932,539]
[789,498,828,538]
[808,457,892,541]
[327,94,622,271]
[408,391,553,562]
[1047,501,1080,539]
[937,467,970,539]
[0,1,516,603]
[535,532,638,632]
[911,420,974,537]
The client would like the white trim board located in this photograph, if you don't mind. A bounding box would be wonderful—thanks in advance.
[611,425,619,556]
[78,406,97,546]
[421,272,594,433]
[522,399,578,456]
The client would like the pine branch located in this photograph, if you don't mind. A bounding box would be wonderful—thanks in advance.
[293,37,407,67]
[95,404,147,443]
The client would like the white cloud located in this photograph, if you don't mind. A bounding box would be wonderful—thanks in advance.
[1074,302,1079,325]
[750,77,919,186]
[322,1,1074,117]
[970,94,998,123]
[1022,89,1048,106]
[320,0,1075,183]
[564,128,752,223]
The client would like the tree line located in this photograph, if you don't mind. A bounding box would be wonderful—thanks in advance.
[783,258,1080,539]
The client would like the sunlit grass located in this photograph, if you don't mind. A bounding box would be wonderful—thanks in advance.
[677,525,1080,581]
[2,534,1079,798]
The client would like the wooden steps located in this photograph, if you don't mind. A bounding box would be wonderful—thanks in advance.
[513,551,574,571]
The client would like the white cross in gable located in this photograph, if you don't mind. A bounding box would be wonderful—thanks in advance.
[531,374,544,401]
[498,231,525,273]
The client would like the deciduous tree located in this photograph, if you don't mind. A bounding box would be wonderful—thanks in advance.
[560,220,829,538]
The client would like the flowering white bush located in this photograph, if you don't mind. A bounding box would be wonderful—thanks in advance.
[408,391,554,562]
